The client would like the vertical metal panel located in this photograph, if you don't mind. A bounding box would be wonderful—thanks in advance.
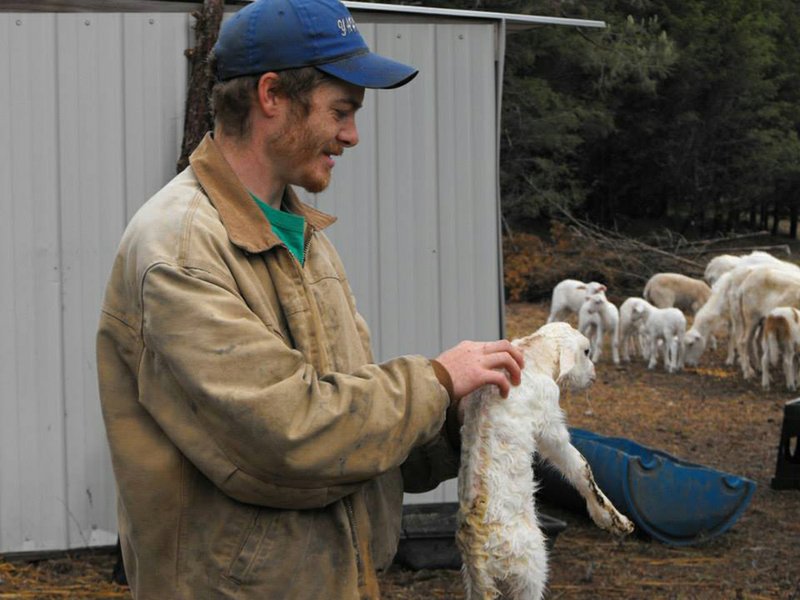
[57,12,127,549]
[122,13,190,221]
[0,13,68,552]
[436,23,500,349]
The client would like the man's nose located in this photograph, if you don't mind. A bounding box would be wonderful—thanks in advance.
[338,121,359,148]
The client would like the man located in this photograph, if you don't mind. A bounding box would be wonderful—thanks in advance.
[96,0,523,597]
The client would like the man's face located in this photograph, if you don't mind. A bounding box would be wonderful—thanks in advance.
[269,78,365,193]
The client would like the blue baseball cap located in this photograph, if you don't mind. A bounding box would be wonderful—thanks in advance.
[213,0,418,89]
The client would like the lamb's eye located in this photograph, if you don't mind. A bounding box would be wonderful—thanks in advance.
[584,347,590,356]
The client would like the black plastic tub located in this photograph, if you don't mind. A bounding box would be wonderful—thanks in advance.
[393,502,568,570]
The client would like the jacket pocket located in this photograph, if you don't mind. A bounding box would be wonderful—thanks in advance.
[225,507,277,584]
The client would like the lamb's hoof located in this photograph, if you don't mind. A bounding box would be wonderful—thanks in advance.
[616,514,635,535]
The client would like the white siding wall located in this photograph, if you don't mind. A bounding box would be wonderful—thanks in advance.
[0,11,501,553]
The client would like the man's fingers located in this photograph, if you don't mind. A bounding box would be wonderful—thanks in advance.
[482,340,525,369]
[485,370,511,398]
[482,350,524,385]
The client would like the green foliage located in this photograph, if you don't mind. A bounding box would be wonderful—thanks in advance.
[427,0,800,233]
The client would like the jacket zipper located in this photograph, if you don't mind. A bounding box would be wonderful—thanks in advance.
[344,497,364,587]
[303,232,313,264]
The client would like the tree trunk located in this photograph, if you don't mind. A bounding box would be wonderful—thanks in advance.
[790,202,798,239]
[726,208,738,232]
[749,203,757,229]
[176,0,225,173]
[771,200,780,236]
[760,201,769,230]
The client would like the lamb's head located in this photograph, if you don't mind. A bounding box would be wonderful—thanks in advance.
[630,302,649,322]
[514,322,596,391]
[583,293,607,315]
[586,282,607,296]
[683,329,706,366]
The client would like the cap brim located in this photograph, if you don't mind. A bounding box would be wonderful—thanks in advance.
[316,52,418,90]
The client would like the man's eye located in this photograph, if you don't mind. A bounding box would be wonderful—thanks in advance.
[334,109,348,120]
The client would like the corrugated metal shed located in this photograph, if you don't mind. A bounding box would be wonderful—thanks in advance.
[0,2,603,554]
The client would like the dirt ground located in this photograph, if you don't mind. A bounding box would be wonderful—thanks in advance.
[1,301,799,599]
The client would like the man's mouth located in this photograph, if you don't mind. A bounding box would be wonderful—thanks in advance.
[324,148,342,168]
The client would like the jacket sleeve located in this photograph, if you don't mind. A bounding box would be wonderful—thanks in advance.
[138,261,450,509]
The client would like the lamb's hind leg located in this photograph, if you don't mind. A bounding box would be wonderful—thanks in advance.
[537,427,633,536]
[503,526,548,600]
[460,562,499,600]
[457,524,499,600]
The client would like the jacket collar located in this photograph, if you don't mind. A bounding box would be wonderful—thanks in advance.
[189,133,337,254]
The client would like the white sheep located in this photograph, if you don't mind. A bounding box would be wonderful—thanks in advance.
[735,267,800,379]
[683,271,738,367]
[547,279,607,323]
[617,297,654,362]
[704,254,742,287]
[456,322,633,600]
[577,292,620,364]
[644,307,686,373]
[760,307,800,391]
[689,265,780,367]
[643,272,711,316]
[704,250,787,286]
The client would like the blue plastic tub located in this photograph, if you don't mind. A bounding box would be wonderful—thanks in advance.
[536,428,757,546]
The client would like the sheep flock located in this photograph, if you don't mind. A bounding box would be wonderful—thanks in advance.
[547,250,800,390]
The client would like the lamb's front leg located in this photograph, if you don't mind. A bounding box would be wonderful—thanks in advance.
[591,323,603,362]
[538,427,634,536]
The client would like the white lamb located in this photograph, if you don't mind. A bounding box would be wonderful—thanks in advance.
[547,279,607,323]
[457,322,634,600]
[760,307,800,391]
[644,307,686,373]
[643,272,711,316]
[617,297,654,362]
[577,293,620,364]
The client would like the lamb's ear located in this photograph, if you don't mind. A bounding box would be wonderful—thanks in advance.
[576,284,586,291]
[556,341,578,384]
[599,284,607,292]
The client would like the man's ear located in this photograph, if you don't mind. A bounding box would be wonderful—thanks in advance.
[256,72,282,118]
[556,341,577,385]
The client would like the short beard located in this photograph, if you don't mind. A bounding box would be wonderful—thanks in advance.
[269,108,331,193]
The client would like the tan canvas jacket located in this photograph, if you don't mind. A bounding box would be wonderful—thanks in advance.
[96,133,459,599]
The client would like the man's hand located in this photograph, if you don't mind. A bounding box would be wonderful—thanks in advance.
[435,340,525,401]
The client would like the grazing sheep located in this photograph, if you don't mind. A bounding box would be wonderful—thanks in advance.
[694,262,800,368]
[643,273,711,316]
[760,307,800,391]
[618,297,654,362]
[547,279,607,324]
[577,293,620,364]
[683,271,737,367]
[457,322,633,600]
[644,307,686,373]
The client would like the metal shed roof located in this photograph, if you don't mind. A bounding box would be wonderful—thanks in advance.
[345,1,606,31]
